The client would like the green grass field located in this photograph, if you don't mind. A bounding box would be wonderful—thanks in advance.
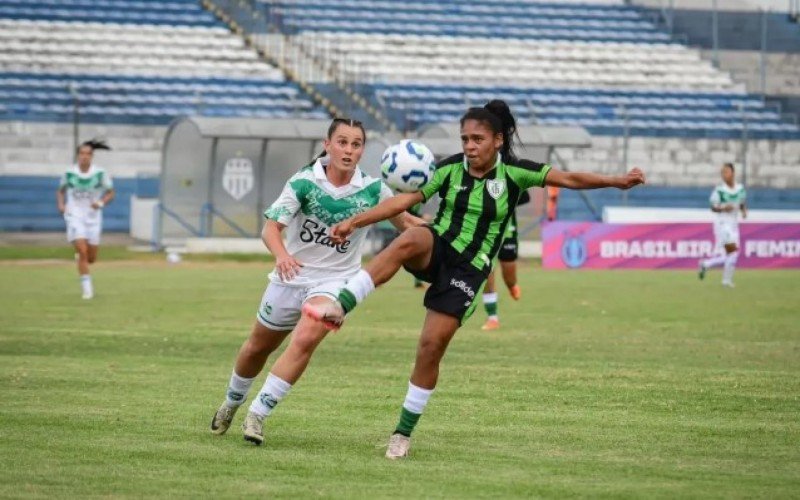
[1,258,798,498]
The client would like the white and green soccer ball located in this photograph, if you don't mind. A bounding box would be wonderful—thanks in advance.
[380,140,436,193]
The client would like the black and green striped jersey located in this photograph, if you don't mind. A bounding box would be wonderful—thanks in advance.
[420,153,551,273]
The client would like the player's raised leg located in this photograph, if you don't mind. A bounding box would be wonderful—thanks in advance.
[302,226,434,328]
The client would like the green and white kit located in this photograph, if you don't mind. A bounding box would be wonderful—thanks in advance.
[710,182,746,247]
[59,165,113,244]
[257,157,393,330]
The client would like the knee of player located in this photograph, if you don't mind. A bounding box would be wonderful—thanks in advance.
[87,255,97,264]
[392,228,429,255]
[290,327,325,354]
[417,336,448,360]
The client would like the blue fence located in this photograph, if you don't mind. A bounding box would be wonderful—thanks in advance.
[2,175,798,232]
[0,176,158,232]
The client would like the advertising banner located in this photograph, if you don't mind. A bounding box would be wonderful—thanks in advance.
[542,222,800,269]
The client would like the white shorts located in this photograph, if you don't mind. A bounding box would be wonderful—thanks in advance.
[255,280,346,331]
[714,222,740,249]
[66,215,102,245]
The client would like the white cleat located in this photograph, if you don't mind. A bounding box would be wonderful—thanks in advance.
[301,301,345,331]
[722,281,735,288]
[242,412,265,445]
[385,433,411,460]
[81,291,93,300]
[210,403,238,435]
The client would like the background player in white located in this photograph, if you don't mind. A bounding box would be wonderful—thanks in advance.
[56,139,114,299]
[699,163,747,287]
[210,119,423,445]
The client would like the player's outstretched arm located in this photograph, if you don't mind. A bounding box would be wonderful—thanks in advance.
[261,219,302,281]
[545,167,645,190]
[389,212,428,232]
[332,191,424,241]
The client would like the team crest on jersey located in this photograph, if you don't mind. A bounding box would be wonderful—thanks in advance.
[222,157,254,201]
[486,179,506,200]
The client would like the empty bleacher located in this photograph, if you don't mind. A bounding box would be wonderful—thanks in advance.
[268,0,800,139]
[0,73,326,125]
[0,3,328,125]
[0,0,331,233]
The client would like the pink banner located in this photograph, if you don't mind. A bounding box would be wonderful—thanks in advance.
[542,222,800,269]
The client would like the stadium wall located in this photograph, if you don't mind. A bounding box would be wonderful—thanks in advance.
[559,135,800,188]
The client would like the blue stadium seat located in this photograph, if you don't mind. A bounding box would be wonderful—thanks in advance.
[0,72,329,125]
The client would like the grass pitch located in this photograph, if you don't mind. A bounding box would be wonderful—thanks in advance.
[1,257,798,498]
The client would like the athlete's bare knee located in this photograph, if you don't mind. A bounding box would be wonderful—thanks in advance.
[392,227,430,256]
[417,336,448,363]
[290,327,326,356]
[245,324,284,356]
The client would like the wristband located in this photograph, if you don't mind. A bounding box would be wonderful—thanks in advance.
[96,200,105,208]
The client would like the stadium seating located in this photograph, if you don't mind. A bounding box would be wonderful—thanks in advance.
[364,83,798,140]
[0,73,327,125]
[0,5,327,124]
[267,0,672,44]
[0,0,219,26]
[272,1,799,139]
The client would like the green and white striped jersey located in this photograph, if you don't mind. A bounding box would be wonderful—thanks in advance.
[264,157,393,286]
[59,165,113,220]
[420,154,550,273]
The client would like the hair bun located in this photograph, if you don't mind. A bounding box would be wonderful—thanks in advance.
[483,100,515,133]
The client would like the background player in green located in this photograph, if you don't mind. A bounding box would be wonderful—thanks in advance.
[698,163,747,287]
[480,190,529,331]
[304,100,646,459]
[56,139,114,299]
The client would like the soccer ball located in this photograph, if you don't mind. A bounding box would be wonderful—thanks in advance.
[380,140,436,193]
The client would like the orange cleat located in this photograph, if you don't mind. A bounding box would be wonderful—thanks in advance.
[509,284,522,301]
[481,318,500,331]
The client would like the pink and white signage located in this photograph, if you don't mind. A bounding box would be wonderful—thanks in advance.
[542,222,800,269]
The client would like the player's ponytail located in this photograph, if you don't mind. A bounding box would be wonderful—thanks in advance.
[460,100,519,162]
[76,138,111,154]
[483,100,517,162]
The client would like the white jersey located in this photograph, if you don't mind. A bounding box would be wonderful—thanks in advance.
[264,157,393,287]
[709,182,746,227]
[59,165,113,221]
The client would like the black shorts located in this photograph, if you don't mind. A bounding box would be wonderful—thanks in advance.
[497,236,518,262]
[498,212,519,262]
[404,226,487,323]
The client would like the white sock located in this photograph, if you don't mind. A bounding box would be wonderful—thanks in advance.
[248,373,292,417]
[723,251,738,284]
[80,274,93,295]
[703,254,727,268]
[403,381,434,414]
[224,370,255,408]
[344,269,375,304]
[483,292,499,321]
